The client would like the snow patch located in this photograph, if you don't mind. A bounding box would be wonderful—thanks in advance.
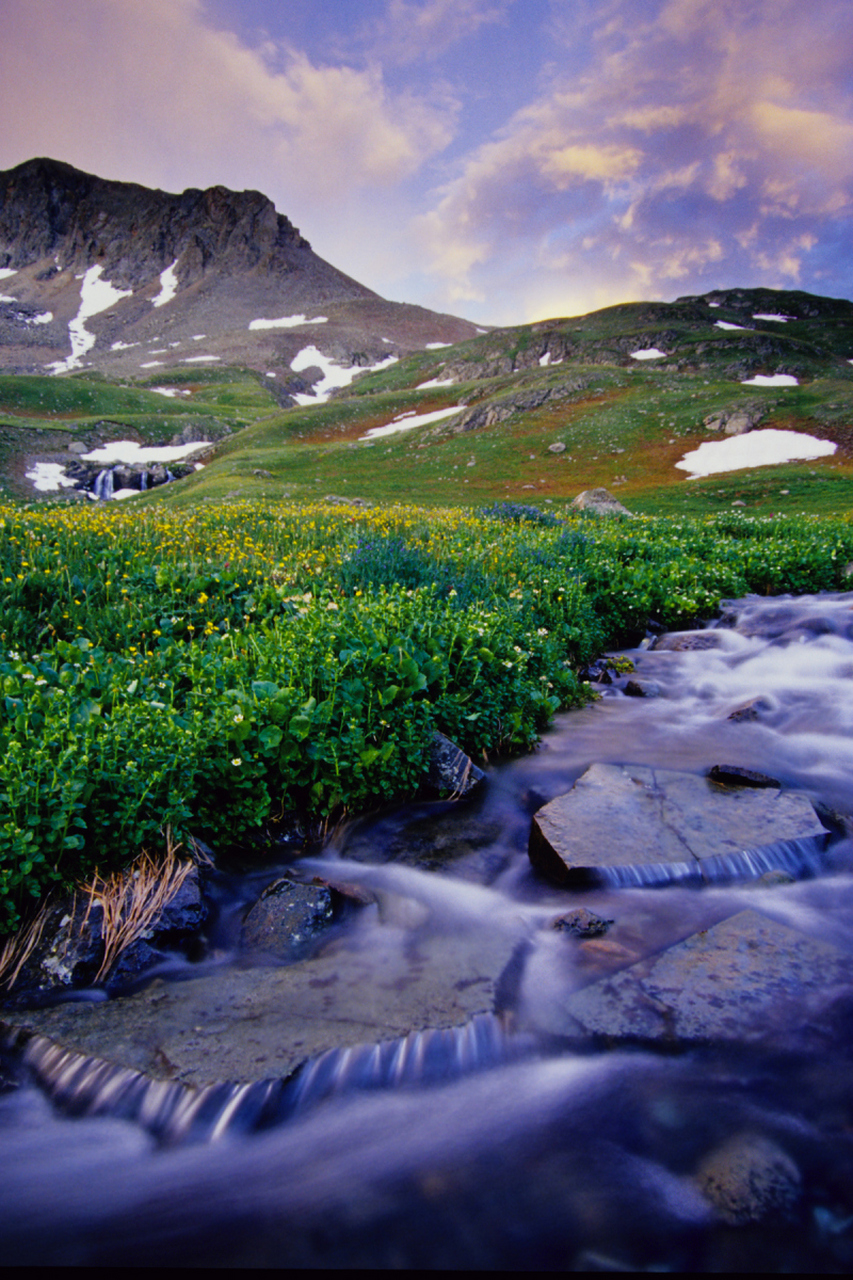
[26,462,77,492]
[192,334,206,340]
[416,376,457,389]
[0,268,17,280]
[149,386,190,398]
[753,312,791,322]
[0,295,15,303]
[110,340,138,351]
[360,404,465,441]
[426,342,451,349]
[630,348,667,360]
[676,428,835,477]
[48,266,132,374]
[249,313,328,330]
[290,347,398,403]
[82,440,209,465]
[26,311,53,325]
[152,261,179,308]
[539,352,551,367]
[182,355,220,363]
[140,361,164,368]
[714,320,747,331]
[741,373,798,386]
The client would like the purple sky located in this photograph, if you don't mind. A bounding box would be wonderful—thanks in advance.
[2,0,851,324]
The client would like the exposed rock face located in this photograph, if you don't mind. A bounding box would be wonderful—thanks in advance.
[10,909,518,1088]
[0,157,361,297]
[528,763,827,887]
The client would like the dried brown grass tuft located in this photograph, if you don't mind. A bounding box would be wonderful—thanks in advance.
[0,833,200,992]
[0,896,57,991]
[83,833,197,982]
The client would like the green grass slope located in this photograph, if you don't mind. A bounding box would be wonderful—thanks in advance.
[3,287,853,515]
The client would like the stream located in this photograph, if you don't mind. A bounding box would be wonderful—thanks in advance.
[3,592,853,1268]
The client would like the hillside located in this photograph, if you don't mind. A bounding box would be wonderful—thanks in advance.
[0,159,852,514]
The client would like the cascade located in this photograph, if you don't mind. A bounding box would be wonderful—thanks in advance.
[93,467,114,501]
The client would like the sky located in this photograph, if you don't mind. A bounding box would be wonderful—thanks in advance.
[1,0,852,326]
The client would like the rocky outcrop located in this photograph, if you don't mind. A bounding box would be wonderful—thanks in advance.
[702,403,765,434]
[0,157,350,295]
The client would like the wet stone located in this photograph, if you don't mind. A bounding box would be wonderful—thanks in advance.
[540,909,853,1050]
[624,679,661,698]
[708,764,780,788]
[696,1132,802,1224]
[240,877,336,959]
[425,732,486,800]
[528,763,827,887]
[727,698,772,723]
[550,908,612,937]
[650,631,723,651]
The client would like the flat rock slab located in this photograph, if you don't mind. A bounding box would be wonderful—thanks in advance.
[8,924,516,1088]
[529,763,827,886]
[537,909,853,1048]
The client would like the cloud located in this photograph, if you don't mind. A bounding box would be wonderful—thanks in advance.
[417,0,853,320]
[0,0,457,202]
[370,0,515,65]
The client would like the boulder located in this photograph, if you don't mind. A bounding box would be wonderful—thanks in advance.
[528,763,827,887]
[241,877,336,959]
[570,488,632,517]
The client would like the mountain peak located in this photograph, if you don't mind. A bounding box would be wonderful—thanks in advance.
[0,158,479,378]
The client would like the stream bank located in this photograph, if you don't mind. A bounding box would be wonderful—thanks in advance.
[3,591,853,1268]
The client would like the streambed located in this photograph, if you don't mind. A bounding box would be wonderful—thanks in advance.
[3,593,853,1268]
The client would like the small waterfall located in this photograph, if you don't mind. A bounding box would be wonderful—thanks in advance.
[93,468,114,501]
[594,832,829,888]
[15,1013,527,1147]
[139,471,148,492]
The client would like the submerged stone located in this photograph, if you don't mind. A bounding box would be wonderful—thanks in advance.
[696,1133,802,1224]
[9,916,517,1088]
[528,763,827,887]
[541,908,853,1049]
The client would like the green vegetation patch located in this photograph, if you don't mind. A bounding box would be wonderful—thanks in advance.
[1,498,852,933]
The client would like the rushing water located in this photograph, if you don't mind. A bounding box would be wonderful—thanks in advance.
[4,593,853,1268]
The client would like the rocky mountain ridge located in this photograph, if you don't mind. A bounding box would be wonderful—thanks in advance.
[0,158,480,382]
